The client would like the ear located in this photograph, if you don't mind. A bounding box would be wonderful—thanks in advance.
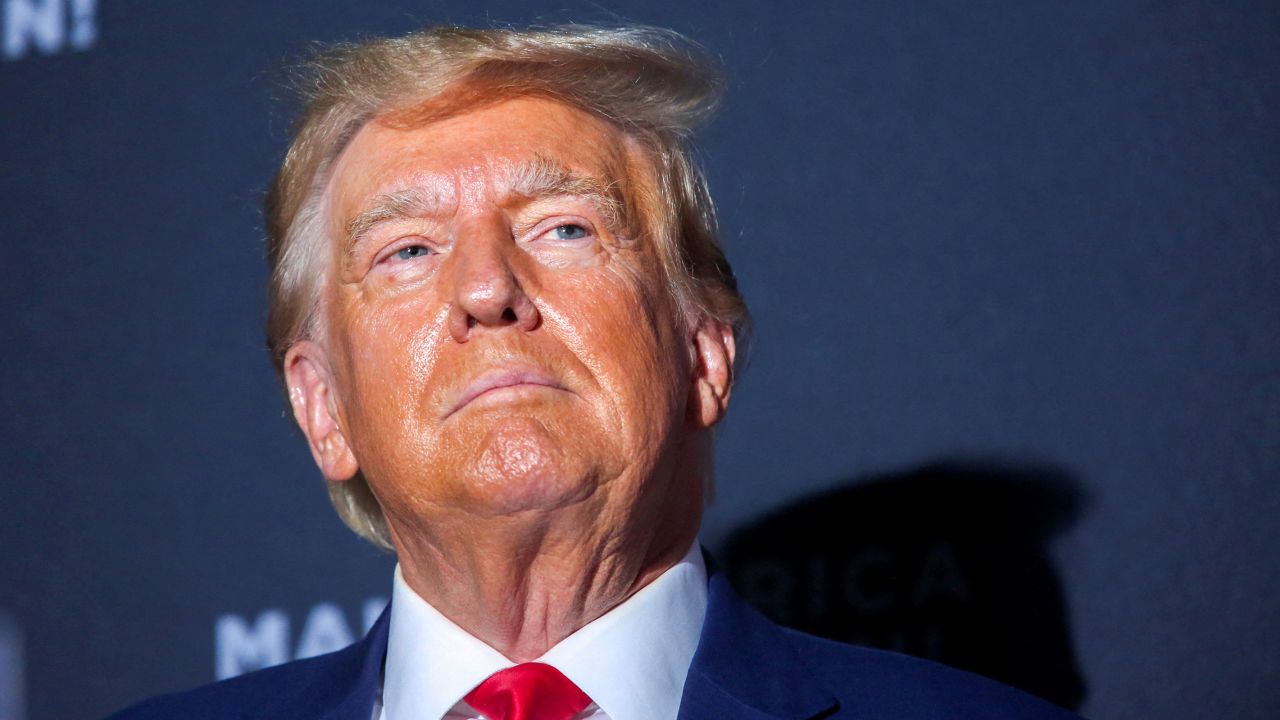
[283,340,360,482]
[688,319,736,428]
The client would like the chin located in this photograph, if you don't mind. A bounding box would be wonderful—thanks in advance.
[459,416,600,516]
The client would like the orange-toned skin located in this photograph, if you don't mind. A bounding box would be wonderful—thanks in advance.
[283,97,735,661]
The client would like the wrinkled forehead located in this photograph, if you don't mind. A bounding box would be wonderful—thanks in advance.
[323,96,650,232]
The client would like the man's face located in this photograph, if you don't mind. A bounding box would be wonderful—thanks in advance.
[286,96,729,546]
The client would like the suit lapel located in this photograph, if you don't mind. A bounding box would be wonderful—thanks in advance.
[678,569,838,720]
[312,603,390,720]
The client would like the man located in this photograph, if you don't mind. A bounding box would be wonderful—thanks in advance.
[110,24,1079,720]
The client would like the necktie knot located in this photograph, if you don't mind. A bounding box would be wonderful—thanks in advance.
[464,662,592,720]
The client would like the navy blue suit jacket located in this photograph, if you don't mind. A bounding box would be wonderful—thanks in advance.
[108,571,1081,719]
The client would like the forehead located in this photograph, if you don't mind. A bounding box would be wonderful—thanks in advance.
[326,96,635,223]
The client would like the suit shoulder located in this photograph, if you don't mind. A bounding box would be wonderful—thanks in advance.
[780,628,1082,719]
[103,644,367,720]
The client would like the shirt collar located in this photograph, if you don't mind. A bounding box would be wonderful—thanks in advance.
[540,542,707,720]
[382,564,511,720]
[381,542,708,720]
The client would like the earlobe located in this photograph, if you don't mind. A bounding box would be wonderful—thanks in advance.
[688,319,736,428]
[283,341,360,482]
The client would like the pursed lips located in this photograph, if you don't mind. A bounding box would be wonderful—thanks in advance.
[444,365,566,418]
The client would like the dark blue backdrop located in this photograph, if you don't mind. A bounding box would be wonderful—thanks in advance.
[1,2,1276,719]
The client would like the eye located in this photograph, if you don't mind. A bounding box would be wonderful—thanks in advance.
[551,224,589,240]
[393,244,433,261]
[518,216,600,257]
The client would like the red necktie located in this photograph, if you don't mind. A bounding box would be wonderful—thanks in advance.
[464,662,592,720]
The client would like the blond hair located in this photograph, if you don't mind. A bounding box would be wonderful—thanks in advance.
[264,25,750,548]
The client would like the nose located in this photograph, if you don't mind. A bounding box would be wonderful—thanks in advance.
[446,222,540,343]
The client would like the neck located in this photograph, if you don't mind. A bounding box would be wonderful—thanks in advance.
[389,501,699,661]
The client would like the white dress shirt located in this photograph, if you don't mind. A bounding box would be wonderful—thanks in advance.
[375,542,708,720]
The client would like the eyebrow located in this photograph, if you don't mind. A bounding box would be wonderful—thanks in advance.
[506,155,626,229]
[343,155,628,259]
[345,186,444,253]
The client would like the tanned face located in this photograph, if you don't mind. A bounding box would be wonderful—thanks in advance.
[283,96,734,555]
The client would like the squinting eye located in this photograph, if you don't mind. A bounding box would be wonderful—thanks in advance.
[552,224,588,240]
[394,245,432,260]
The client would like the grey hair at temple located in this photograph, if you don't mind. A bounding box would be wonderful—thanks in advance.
[263,24,751,548]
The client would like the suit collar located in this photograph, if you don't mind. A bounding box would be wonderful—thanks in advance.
[678,562,838,720]
[315,602,389,720]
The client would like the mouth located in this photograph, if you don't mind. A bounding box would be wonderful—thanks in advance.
[445,365,566,418]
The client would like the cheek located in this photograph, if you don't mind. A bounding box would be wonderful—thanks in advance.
[333,291,449,448]
[555,259,690,427]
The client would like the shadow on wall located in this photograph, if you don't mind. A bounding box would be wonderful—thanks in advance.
[721,461,1088,711]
